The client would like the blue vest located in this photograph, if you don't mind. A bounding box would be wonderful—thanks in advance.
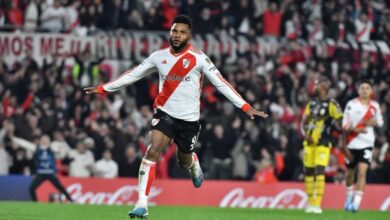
[34,145,56,175]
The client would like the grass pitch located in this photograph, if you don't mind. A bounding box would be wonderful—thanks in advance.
[0,201,388,220]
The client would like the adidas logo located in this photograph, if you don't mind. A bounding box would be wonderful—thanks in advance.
[162,60,167,64]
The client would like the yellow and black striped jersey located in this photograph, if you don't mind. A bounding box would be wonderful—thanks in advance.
[303,98,343,146]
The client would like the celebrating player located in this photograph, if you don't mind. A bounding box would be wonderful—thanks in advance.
[301,76,343,214]
[84,15,268,219]
[342,80,384,212]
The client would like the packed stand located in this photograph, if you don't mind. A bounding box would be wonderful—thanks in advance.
[0,0,390,183]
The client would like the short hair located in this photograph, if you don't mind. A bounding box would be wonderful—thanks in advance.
[316,76,331,86]
[358,79,373,87]
[172,15,192,29]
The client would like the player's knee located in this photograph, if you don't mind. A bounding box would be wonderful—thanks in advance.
[145,145,161,161]
[304,167,315,176]
[315,166,325,175]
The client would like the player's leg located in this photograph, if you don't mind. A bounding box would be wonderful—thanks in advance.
[129,129,171,219]
[345,151,356,212]
[177,149,203,188]
[29,175,47,201]
[48,175,73,202]
[352,162,369,212]
[312,146,331,213]
[174,120,203,188]
[303,144,315,212]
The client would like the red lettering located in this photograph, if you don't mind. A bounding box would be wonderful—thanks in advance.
[40,37,53,55]
[55,37,64,55]
[71,40,80,55]
[0,36,9,55]
[11,37,22,55]
[25,36,33,54]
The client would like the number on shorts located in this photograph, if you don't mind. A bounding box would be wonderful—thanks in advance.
[363,149,372,162]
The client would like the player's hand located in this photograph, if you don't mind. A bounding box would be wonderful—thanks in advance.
[84,87,99,94]
[246,107,268,119]
[364,118,377,127]
[350,127,367,133]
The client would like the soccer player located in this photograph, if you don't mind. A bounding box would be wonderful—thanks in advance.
[84,15,268,219]
[301,76,343,214]
[11,134,73,202]
[342,80,383,212]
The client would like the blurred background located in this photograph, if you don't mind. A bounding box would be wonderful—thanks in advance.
[0,0,389,186]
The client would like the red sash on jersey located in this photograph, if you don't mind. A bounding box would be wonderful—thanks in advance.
[154,53,196,108]
[346,104,376,144]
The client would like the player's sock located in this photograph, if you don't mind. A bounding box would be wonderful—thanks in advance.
[189,153,201,176]
[314,174,325,207]
[137,158,156,207]
[353,191,363,210]
[345,186,354,209]
[188,153,203,188]
[304,176,315,207]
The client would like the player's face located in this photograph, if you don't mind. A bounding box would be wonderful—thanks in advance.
[358,83,372,99]
[169,23,191,51]
[314,80,329,96]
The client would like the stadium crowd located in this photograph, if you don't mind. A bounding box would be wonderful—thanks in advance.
[0,0,390,184]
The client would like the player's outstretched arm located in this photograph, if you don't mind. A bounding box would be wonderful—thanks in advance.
[245,106,268,119]
[201,55,268,119]
[84,54,157,95]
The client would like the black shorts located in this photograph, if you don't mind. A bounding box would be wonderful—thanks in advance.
[346,147,373,169]
[150,109,201,153]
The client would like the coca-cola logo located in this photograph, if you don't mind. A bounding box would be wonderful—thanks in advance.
[66,183,162,205]
[220,188,307,209]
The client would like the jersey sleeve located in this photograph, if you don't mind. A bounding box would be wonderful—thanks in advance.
[329,99,343,120]
[374,102,384,127]
[101,53,157,92]
[301,102,311,135]
[201,55,250,112]
[342,101,352,130]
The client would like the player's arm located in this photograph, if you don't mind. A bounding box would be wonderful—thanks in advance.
[365,102,384,127]
[84,54,157,94]
[201,56,268,119]
[301,102,313,144]
[11,136,36,152]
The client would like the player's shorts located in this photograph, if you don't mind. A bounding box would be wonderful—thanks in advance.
[150,109,201,153]
[303,143,331,168]
[345,147,373,169]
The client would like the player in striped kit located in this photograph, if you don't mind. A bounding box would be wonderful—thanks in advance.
[342,80,384,212]
[84,15,268,219]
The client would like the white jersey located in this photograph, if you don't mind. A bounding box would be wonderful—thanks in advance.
[102,44,249,121]
[342,98,383,149]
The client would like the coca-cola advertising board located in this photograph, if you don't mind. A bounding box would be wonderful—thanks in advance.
[35,177,390,211]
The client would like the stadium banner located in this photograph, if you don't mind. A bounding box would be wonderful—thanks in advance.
[1,32,390,68]
[34,177,390,211]
[0,175,32,201]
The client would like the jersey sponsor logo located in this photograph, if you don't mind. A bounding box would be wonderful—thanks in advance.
[161,59,167,64]
[183,59,190,68]
[151,119,160,126]
[161,74,191,82]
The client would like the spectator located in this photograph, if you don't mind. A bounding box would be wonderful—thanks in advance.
[6,1,23,27]
[24,0,41,31]
[354,13,373,42]
[118,145,141,177]
[68,141,95,177]
[40,0,66,32]
[94,150,118,178]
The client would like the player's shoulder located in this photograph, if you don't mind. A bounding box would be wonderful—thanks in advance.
[329,98,341,107]
[189,45,204,55]
[370,100,381,108]
[151,47,170,56]
[346,98,359,106]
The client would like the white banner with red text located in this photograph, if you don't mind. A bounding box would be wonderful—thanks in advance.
[1,32,390,69]
[35,177,390,211]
